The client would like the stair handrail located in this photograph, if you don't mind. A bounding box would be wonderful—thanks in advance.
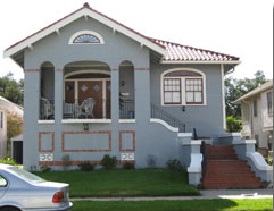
[151,103,185,133]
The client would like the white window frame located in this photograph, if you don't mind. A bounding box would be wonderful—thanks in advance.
[161,68,206,106]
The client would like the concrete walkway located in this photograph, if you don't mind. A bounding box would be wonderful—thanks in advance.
[71,188,273,201]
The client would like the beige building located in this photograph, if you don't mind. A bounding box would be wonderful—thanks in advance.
[0,96,23,158]
[234,80,273,153]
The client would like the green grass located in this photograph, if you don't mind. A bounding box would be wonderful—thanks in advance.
[35,169,199,197]
[72,199,273,211]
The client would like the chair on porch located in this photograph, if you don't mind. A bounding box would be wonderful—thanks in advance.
[78,98,96,118]
[41,98,54,119]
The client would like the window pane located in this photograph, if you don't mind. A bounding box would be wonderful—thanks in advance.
[173,93,181,103]
[195,92,202,102]
[165,93,172,102]
[186,92,193,102]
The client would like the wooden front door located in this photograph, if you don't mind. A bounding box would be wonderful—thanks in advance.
[78,81,103,118]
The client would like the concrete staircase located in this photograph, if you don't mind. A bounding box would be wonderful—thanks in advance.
[201,145,267,189]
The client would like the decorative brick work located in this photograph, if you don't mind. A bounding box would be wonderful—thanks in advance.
[62,130,111,152]
[119,130,135,152]
[24,69,40,73]
[39,132,55,152]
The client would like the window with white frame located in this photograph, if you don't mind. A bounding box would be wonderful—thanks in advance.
[162,69,205,105]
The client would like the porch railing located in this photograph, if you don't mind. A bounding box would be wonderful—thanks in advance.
[63,99,110,119]
[40,98,55,120]
[40,98,185,131]
[151,103,185,133]
[119,100,134,119]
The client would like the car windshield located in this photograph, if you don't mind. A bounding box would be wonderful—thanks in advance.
[7,166,46,184]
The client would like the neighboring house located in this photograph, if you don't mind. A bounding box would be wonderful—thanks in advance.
[3,3,240,170]
[0,96,23,159]
[234,80,273,153]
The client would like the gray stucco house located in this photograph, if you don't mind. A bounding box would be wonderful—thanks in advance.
[3,3,241,171]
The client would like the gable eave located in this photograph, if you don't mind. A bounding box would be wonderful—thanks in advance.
[3,7,166,59]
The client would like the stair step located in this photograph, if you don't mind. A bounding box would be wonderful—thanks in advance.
[201,145,266,189]
[203,183,267,189]
[203,177,261,184]
[206,171,255,177]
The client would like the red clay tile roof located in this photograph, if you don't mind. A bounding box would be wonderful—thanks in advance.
[154,40,240,62]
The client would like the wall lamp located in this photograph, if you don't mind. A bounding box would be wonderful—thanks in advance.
[83,123,89,131]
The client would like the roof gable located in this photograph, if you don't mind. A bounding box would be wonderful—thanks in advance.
[3,2,165,60]
[3,2,240,70]
[234,79,273,103]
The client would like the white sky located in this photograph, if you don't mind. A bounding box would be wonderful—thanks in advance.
[0,0,273,80]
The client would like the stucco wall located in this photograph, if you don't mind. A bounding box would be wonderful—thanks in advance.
[150,64,226,141]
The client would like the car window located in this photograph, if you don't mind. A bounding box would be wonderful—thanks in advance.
[7,167,46,184]
[0,175,8,187]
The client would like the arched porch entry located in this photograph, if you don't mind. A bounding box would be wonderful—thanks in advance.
[63,60,111,119]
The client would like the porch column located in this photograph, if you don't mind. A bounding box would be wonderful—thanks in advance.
[134,68,150,123]
[23,68,41,170]
[55,68,64,122]
[110,68,119,121]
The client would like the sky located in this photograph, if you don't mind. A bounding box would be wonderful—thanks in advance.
[0,0,273,81]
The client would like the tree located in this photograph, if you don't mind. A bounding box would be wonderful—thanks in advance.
[0,73,24,106]
[225,70,267,117]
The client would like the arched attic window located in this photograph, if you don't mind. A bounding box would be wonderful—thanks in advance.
[68,31,105,44]
[161,69,206,105]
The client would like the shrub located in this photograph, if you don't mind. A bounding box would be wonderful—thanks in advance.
[123,162,135,170]
[226,116,242,132]
[100,154,117,169]
[0,157,17,166]
[166,159,181,170]
[62,154,70,171]
[40,165,51,172]
[78,161,95,171]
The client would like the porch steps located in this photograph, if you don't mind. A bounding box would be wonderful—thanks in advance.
[201,145,267,189]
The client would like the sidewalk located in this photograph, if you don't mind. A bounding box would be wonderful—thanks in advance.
[71,188,273,201]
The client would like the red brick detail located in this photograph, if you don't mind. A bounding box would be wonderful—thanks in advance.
[134,68,150,71]
[39,132,55,152]
[62,130,111,152]
[24,69,40,73]
[39,160,135,167]
[119,130,135,152]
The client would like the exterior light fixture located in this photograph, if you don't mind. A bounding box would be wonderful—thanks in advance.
[83,123,89,131]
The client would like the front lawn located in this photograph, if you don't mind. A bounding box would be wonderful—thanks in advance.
[35,169,199,197]
[72,199,273,211]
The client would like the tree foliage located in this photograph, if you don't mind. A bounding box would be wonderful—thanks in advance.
[0,72,24,106]
[7,111,23,140]
[225,70,267,118]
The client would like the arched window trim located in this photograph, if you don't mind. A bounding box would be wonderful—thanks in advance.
[160,68,207,106]
[68,31,105,44]
[65,70,110,79]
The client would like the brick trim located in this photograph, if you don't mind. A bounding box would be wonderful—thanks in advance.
[134,68,150,71]
[119,130,135,152]
[24,69,40,73]
[39,160,135,167]
[62,130,111,152]
[39,132,55,152]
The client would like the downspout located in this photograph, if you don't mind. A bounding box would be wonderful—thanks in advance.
[221,64,226,130]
